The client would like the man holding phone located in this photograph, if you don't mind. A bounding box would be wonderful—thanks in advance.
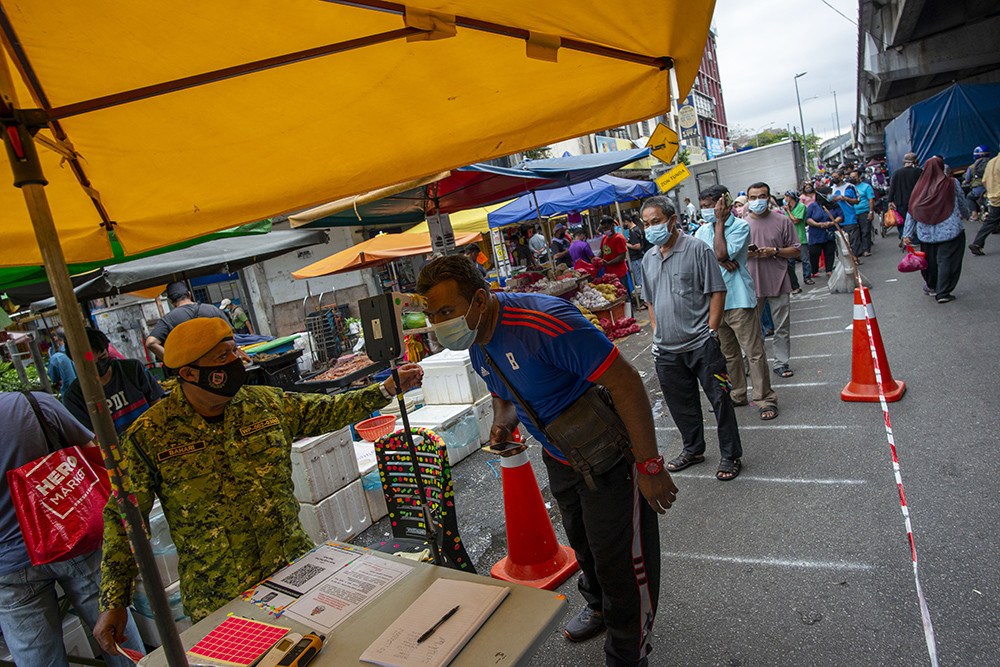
[745,182,801,379]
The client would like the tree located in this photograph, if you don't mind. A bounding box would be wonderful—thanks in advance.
[677,148,691,166]
[521,147,552,160]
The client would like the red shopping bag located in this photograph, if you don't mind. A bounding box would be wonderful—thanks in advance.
[7,392,110,565]
[897,245,927,273]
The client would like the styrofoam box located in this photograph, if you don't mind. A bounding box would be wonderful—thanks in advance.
[473,394,493,445]
[361,470,389,522]
[63,613,96,660]
[378,387,424,416]
[131,609,192,648]
[396,404,479,466]
[419,349,489,405]
[353,440,377,476]
[153,549,179,585]
[291,426,359,504]
[298,479,372,544]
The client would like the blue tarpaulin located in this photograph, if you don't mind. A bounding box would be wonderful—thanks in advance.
[884,83,1000,173]
[488,175,657,228]
[515,148,653,186]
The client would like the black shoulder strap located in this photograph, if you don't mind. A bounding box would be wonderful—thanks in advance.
[129,437,163,493]
[21,390,62,454]
[481,349,551,442]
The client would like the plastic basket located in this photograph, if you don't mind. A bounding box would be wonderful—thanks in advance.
[356,415,397,442]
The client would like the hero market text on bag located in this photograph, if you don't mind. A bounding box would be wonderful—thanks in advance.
[6,392,111,565]
[483,351,634,489]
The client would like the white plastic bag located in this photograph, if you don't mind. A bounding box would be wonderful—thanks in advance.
[829,230,870,293]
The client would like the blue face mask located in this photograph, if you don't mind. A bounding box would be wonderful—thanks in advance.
[701,208,716,224]
[748,199,768,215]
[431,296,483,351]
[645,221,674,246]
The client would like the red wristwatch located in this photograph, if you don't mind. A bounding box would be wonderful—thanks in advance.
[637,455,664,476]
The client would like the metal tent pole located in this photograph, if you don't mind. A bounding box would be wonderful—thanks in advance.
[0,92,188,667]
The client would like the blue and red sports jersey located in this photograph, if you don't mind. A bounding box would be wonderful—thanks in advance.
[469,292,618,462]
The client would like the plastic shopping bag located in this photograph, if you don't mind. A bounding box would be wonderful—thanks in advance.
[7,393,110,565]
[883,208,900,228]
[829,230,871,293]
[897,245,927,273]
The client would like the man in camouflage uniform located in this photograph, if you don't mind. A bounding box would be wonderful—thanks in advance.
[94,318,422,654]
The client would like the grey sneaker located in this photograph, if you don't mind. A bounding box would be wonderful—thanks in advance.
[564,606,605,642]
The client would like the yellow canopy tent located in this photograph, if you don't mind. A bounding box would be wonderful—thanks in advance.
[403,202,509,235]
[292,231,484,278]
[0,3,714,662]
[0,0,713,268]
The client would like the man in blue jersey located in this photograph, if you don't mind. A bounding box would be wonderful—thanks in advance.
[417,255,675,667]
[63,328,164,435]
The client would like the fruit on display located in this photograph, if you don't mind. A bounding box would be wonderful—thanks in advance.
[571,285,611,310]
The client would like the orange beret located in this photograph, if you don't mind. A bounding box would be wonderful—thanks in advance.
[163,317,234,369]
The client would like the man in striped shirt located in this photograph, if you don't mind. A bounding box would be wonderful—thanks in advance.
[418,255,675,667]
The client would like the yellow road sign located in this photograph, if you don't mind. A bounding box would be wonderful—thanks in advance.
[655,163,690,192]
[646,123,679,163]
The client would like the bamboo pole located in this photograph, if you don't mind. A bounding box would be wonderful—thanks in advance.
[20,183,190,666]
[288,171,449,227]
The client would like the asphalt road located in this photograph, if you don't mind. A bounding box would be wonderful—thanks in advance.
[356,222,1000,666]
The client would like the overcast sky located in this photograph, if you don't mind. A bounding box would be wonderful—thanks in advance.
[711,0,860,141]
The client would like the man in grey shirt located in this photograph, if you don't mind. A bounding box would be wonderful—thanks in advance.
[641,195,744,481]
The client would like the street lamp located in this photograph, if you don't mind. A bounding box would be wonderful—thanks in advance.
[794,72,809,176]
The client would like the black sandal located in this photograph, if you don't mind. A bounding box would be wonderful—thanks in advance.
[774,366,794,378]
[666,453,705,472]
[759,405,778,420]
[716,459,741,481]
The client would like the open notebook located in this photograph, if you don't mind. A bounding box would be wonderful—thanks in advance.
[360,578,510,667]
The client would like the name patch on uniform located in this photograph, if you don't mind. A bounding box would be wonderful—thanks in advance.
[239,417,281,437]
[157,441,206,462]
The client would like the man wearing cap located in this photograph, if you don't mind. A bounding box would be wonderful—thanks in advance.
[549,224,572,267]
[145,282,230,360]
[220,298,252,334]
[93,318,423,655]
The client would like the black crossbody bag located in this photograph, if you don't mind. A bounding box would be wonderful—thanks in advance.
[482,350,634,489]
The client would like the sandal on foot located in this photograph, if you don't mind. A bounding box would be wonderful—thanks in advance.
[666,453,705,472]
[773,366,794,378]
[759,405,778,420]
[804,278,815,285]
[716,458,741,481]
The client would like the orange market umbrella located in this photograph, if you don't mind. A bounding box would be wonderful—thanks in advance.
[292,231,483,278]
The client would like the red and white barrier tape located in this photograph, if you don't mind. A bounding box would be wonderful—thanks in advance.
[854,278,939,666]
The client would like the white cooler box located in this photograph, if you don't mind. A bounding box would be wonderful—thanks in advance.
[419,350,488,405]
[396,404,479,466]
[353,442,388,522]
[291,426,359,504]
[298,479,371,544]
[473,394,493,445]
[131,609,192,648]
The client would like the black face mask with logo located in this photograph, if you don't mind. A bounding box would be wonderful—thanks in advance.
[186,359,247,397]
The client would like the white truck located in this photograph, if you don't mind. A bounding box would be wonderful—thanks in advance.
[674,138,806,206]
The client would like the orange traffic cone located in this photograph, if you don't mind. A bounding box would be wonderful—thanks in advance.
[490,449,579,589]
[841,287,905,402]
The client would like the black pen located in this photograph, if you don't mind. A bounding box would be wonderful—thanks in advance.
[416,605,460,644]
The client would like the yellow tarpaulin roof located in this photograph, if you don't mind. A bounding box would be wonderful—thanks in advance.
[404,202,510,235]
[0,0,714,267]
[292,231,484,278]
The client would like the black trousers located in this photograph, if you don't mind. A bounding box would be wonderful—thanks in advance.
[654,337,743,462]
[972,204,1000,248]
[858,213,873,253]
[544,455,660,667]
[842,224,863,258]
[809,240,836,275]
[921,230,966,299]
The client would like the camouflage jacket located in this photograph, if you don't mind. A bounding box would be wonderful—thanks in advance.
[99,383,389,621]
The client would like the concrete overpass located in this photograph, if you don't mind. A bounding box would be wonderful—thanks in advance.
[856,0,1000,159]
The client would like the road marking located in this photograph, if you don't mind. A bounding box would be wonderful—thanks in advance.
[796,315,844,324]
[736,424,849,430]
[791,353,836,359]
[772,381,829,387]
[669,473,866,485]
[659,552,872,571]
[886,278,898,282]
[630,344,652,362]
[793,304,833,311]
[790,330,847,338]
[845,323,854,330]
